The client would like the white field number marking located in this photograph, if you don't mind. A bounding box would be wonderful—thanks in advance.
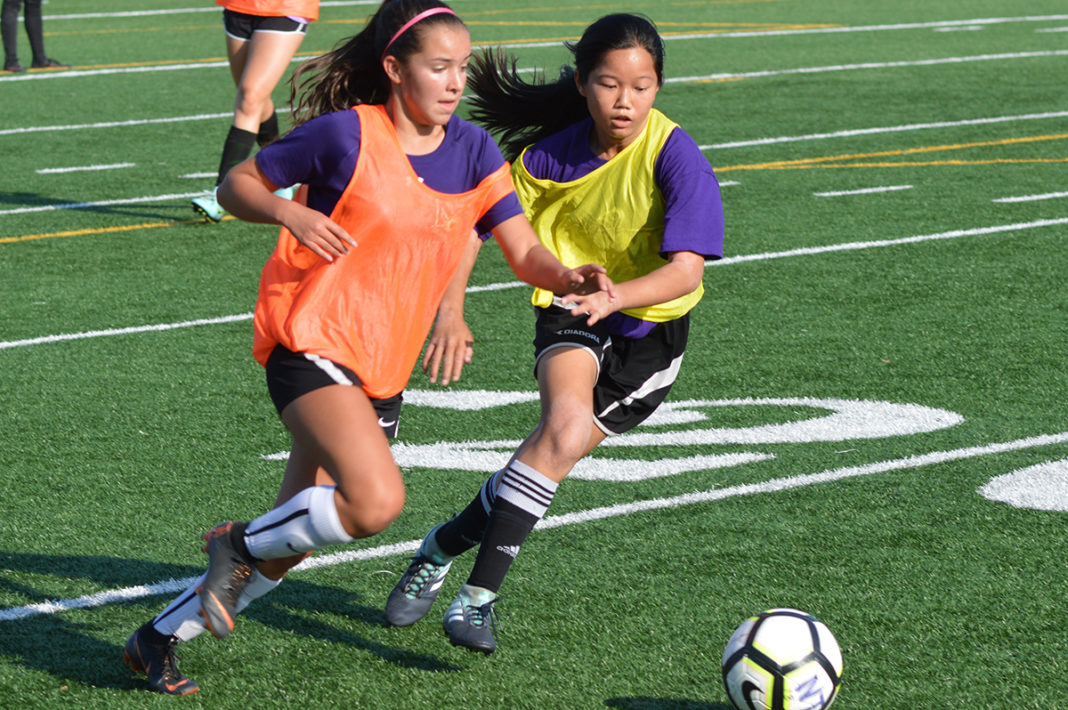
[4,396,1064,622]
[271,393,966,482]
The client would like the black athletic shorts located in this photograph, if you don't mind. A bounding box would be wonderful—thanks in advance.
[223,9,309,41]
[532,303,690,436]
[264,345,402,439]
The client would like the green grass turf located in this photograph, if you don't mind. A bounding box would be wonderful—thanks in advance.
[1,0,1066,707]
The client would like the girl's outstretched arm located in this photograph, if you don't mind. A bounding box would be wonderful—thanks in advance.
[491,214,616,322]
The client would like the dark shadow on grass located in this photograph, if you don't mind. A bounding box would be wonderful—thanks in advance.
[0,551,459,693]
[0,191,208,222]
[606,698,732,710]
[243,580,461,673]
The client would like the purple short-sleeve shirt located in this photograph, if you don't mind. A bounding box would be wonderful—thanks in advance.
[256,110,523,234]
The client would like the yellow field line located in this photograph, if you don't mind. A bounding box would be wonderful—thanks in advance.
[1,217,225,244]
[747,157,1068,170]
[45,25,216,37]
[718,133,1068,172]
[459,0,787,16]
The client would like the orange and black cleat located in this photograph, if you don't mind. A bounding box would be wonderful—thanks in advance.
[197,521,255,639]
[124,622,199,696]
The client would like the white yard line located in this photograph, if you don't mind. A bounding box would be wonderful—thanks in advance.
[992,191,1068,203]
[0,192,203,216]
[700,110,1068,151]
[38,0,382,21]
[0,111,235,137]
[502,15,1068,48]
[2,216,1066,351]
[1,17,1066,83]
[35,162,134,174]
[815,185,913,197]
[667,50,1068,86]
[3,430,1065,622]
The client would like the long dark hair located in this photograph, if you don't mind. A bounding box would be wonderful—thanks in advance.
[289,0,466,127]
[468,13,665,161]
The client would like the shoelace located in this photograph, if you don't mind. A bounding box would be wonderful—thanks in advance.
[158,640,182,677]
[403,558,443,598]
[468,598,502,645]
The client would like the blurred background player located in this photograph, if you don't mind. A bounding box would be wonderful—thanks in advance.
[385,12,724,655]
[191,0,319,221]
[123,0,611,695]
[2,0,68,72]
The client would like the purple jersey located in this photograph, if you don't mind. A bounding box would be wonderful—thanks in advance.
[521,116,724,260]
[256,110,523,234]
[521,116,723,337]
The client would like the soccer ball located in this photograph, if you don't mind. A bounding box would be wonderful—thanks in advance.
[721,608,843,710]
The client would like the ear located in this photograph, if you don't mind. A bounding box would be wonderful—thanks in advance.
[573,69,586,97]
[383,55,404,85]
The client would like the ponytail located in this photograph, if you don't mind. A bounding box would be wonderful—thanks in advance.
[467,49,588,162]
[289,0,464,127]
[467,13,665,161]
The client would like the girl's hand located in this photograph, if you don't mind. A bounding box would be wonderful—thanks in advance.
[562,263,616,299]
[284,204,357,263]
[422,311,475,386]
[559,289,619,326]
[560,265,618,326]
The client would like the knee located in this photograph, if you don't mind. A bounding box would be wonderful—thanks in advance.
[233,85,270,119]
[337,477,405,538]
[537,409,594,468]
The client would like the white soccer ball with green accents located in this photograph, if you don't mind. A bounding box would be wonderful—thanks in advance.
[721,608,843,710]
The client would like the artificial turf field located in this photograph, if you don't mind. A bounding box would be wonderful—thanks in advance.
[1,0,1066,707]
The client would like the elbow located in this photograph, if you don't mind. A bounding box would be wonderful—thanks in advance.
[680,266,705,296]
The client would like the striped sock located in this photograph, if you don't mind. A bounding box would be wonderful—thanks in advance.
[466,461,558,593]
[244,485,353,560]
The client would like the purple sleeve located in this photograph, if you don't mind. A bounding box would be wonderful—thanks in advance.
[255,111,360,216]
[656,128,724,260]
[256,112,525,225]
[458,123,522,235]
[477,193,523,238]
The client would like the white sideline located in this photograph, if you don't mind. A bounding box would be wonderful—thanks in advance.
[2,431,1065,622]
[2,216,1066,351]
[700,110,1068,150]
[0,192,204,217]
[4,48,1066,85]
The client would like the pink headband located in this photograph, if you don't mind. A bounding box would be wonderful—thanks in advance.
[381,7,458,60]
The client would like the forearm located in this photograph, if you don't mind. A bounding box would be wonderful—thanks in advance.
[609,253,706,311]
[507,241,574,293]
[217,158,293,226]
[438,232,482,320]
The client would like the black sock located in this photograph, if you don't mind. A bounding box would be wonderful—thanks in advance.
[464,461,558,593]
[256,111,280,148]
[435,496,491,558]
[466,499,538,594]
[229,521,256,562]
[141,620,176,645]
[215,126,257,185]
[434,469,504,557]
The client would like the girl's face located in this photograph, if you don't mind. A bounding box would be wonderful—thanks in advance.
[577,46,660,157]
[387,24,471,131]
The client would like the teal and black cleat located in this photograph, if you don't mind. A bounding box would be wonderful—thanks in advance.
[443,584,499,655]
[191,187,226,222]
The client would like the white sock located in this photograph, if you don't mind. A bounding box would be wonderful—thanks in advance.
[152,569,281,642]
[244,485,353,560]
